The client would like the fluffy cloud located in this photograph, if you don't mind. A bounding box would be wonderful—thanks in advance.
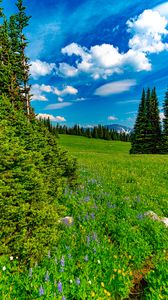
[159,112,165,121]
[31,84,77,101]
[108,116,118,121]
[30,60,56,79]
[53,85,78,96]
[59,9,168,79]
[154,2,168,17]
[122,50,151,71]
[95,80,137,96]
[31,95,48,101]
[45,102,72,110]
[36,113,66,122]
[127,9,168,53]
[58,97,64,102]
[58,63,78,77]
[31,84,50,101]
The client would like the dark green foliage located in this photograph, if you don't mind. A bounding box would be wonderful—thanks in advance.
[162,89,168,153]
[130,89,149,154]
[0,97,77,262]
[130,88,162,154]
[0,0,77,263]
[0,0,31,116]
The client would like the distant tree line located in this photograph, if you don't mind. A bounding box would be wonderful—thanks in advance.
[40,119,131,142]
[130,87,168,154]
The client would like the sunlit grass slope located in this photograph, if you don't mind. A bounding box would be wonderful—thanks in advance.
[59,135,168,216]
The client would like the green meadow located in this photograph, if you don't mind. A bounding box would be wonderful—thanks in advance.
[60,135,168,212]
[1,135,168,300]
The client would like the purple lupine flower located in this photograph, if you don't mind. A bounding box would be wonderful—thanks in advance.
[60,256,65,267]
[59,268,64,273]
[76,278,80,285]
[91,213,95,219]
[137,213,144,220]
[62,296,66,300]
[45,271,50,282]
[92,232,97,240]
[86,235,90,244]
[107,202,111,208]
[84,196,90,202]
[137,196,141,203]
[39,286,44,296]
[84,255,88,262]
[29,267,33,278]
[58,281,63,293]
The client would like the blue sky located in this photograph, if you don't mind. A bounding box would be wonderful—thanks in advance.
[4,0,168,127]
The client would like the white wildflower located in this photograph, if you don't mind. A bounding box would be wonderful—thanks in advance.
[10,256,14,261]
[2,266,6,271]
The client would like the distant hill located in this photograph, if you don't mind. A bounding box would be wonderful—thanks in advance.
[105,124,133,134]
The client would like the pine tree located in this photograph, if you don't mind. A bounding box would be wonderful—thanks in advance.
[0,13,13,98]
[162,89,168,153]
[14,0,31,116]
[130,89,148,153]
[130,88,161,154]
[148,87,161,153]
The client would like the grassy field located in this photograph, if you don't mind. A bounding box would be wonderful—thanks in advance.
[1,135,168,300]
[60,135,168,215]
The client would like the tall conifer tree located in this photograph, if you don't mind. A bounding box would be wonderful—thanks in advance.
[130,89,148,153]
[162,89,168,152]
[148,87,161,153]
[14,0,31,116]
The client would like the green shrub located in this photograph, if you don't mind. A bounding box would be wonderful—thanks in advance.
[0,97,77,263]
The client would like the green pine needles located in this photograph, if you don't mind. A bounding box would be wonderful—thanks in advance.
[0,0,77,263]
[130,88,168,154]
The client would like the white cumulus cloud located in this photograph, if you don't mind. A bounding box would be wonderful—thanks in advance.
[127,9,168,53]
[30,60,56,79]
[108,116,118,121]
[58,63,78,77]
[53,85,78,96]
[59,9,168,79]
[31,84,51,101]
[31,84,77,102]
[36,113,66,122]
[95,79,137,96]
[154,2,168,17]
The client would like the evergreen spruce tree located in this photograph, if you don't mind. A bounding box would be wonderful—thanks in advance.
[130,89,148,153]
[148,87,161,153]
[14,0,31,116]
[162,89,168,153]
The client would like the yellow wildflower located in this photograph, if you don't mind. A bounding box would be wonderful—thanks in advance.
[101,282,105,288]
[91,291,95,297]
